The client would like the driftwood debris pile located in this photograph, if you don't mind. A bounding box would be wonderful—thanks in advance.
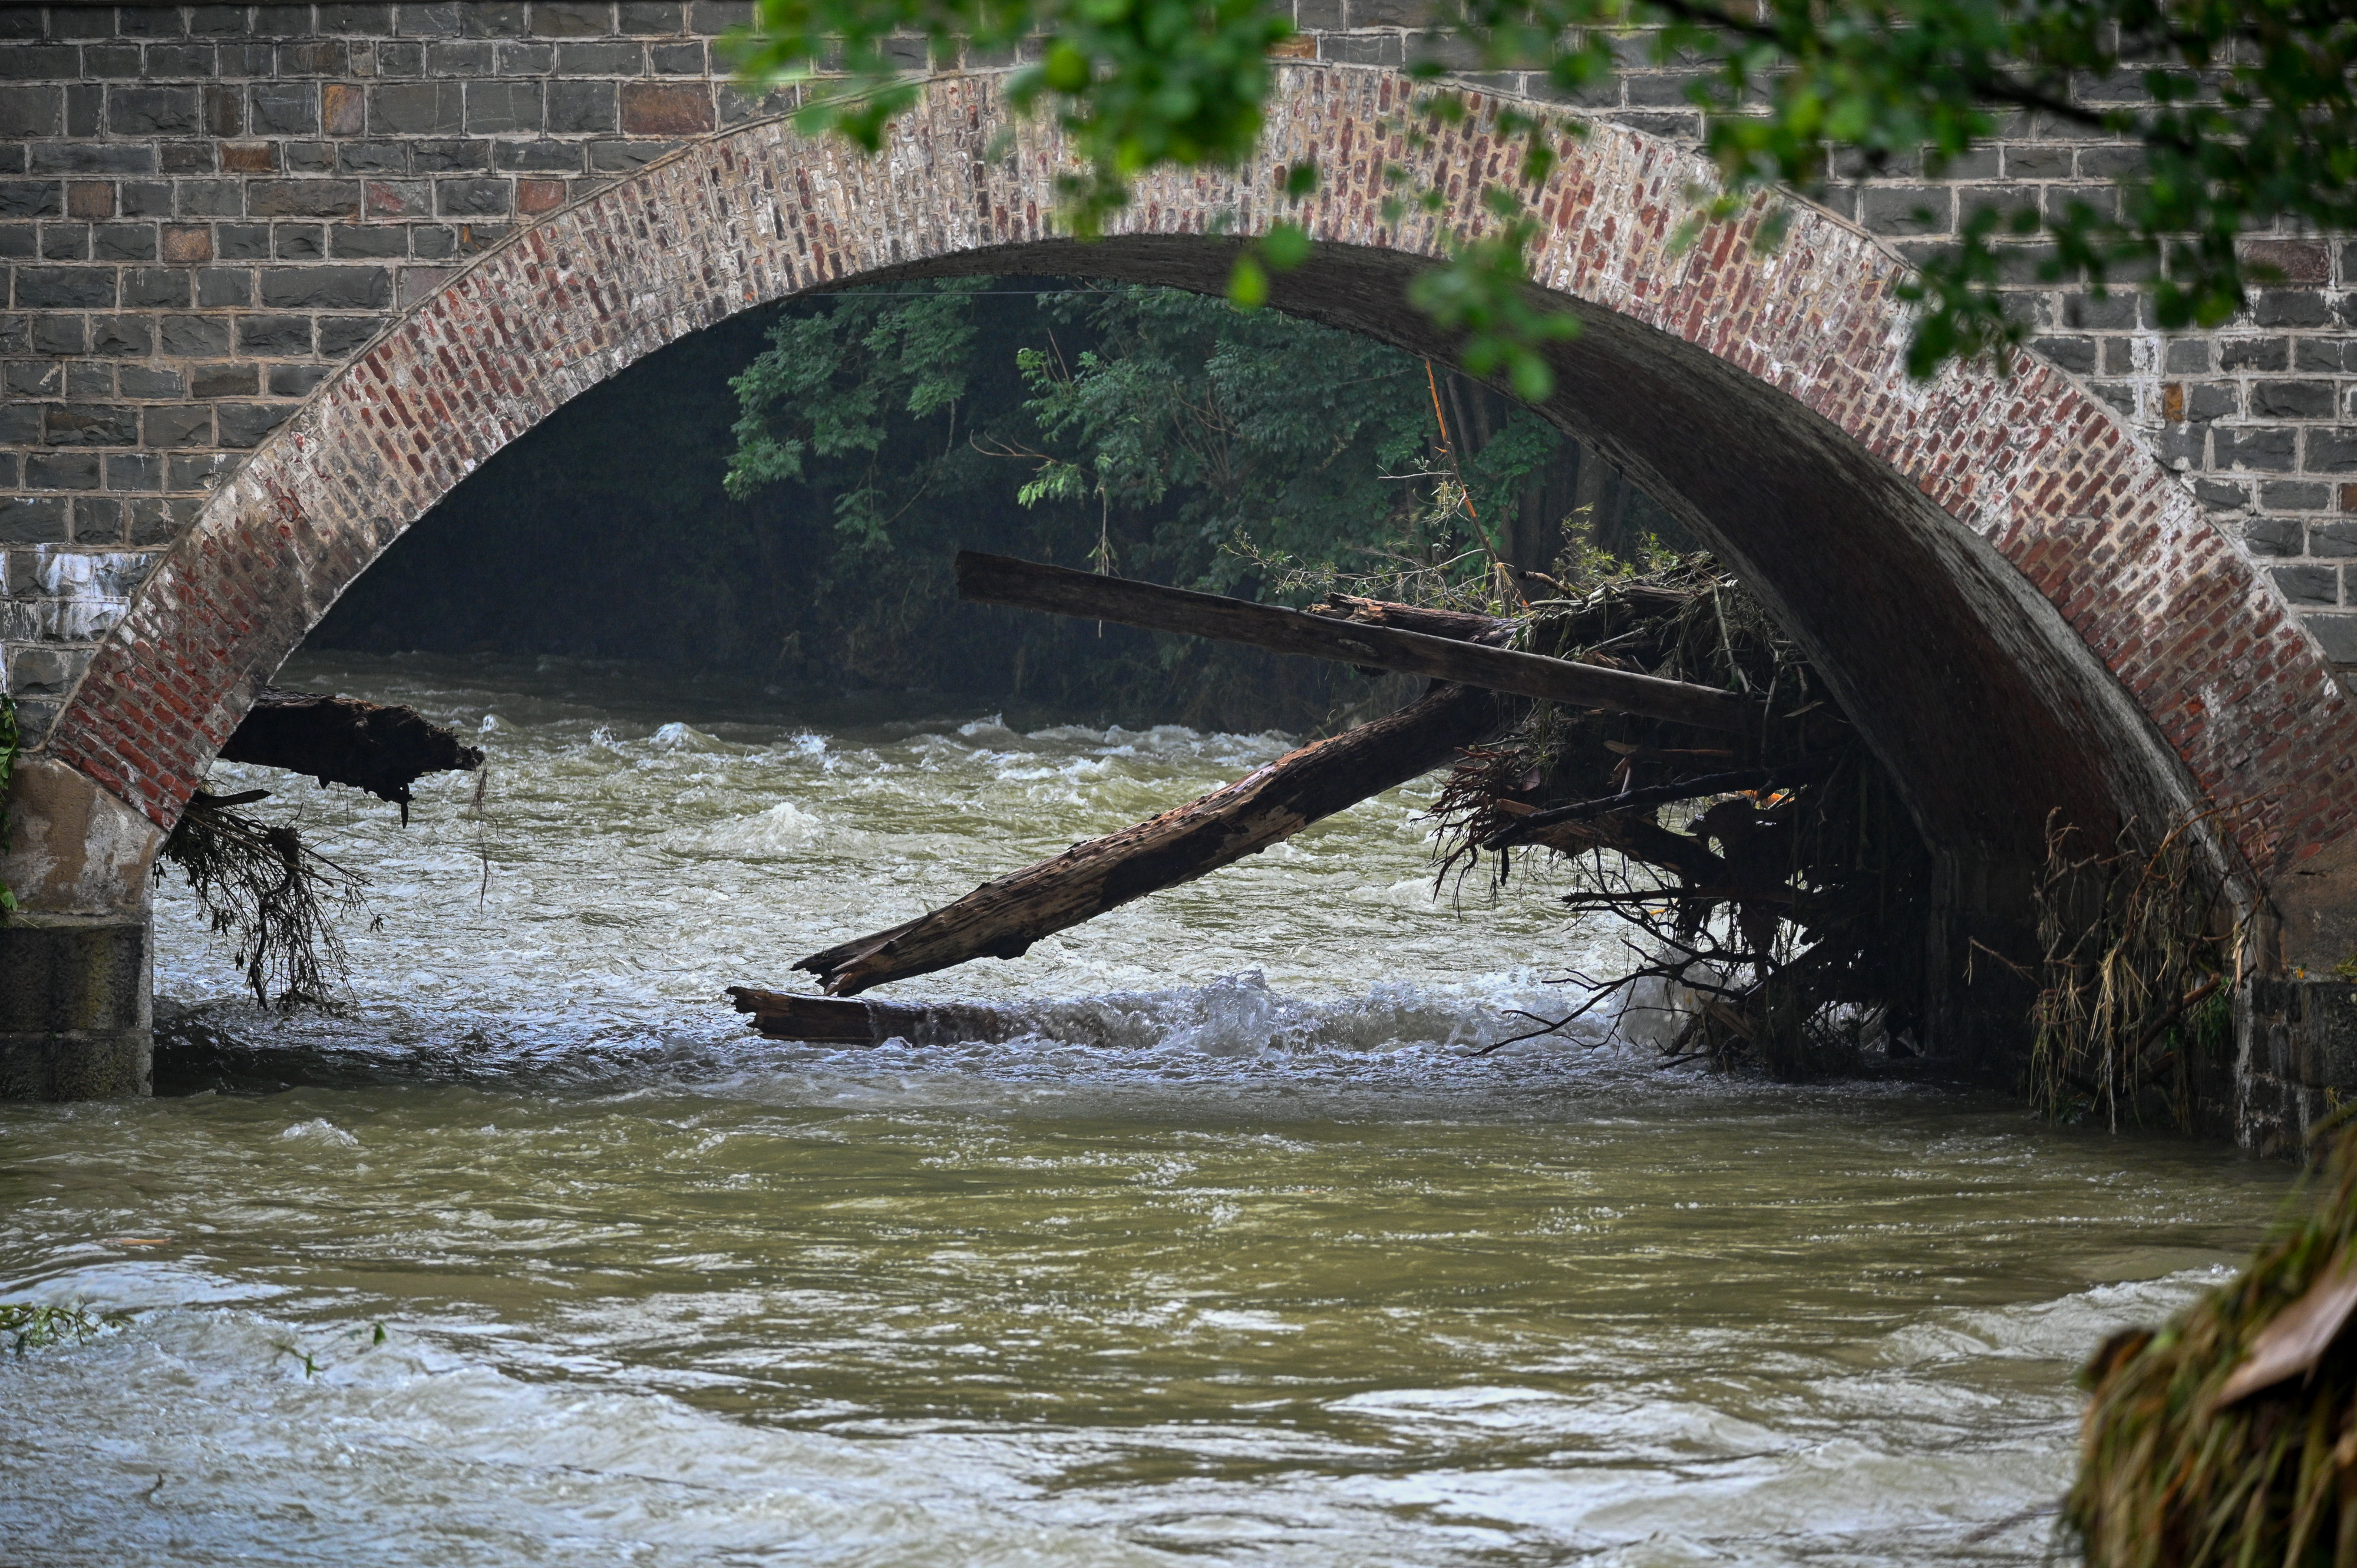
[750,551,1935,1075]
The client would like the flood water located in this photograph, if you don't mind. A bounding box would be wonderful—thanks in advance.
[2,652,2292,1566]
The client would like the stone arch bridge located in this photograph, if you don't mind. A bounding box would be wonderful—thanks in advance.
[2,2,2356,1147]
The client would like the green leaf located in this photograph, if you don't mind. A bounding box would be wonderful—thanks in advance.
[1260,221,1309,271]
[1227,252,1269,309]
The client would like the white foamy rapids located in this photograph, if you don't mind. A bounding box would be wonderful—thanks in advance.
[860,970,1626,1058]
[154,652,1636,1078]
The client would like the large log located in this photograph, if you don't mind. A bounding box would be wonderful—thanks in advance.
[724,989,1041,1045]
[793,682,1510,995]
[218,686,484,819]
[956,552,1765,734]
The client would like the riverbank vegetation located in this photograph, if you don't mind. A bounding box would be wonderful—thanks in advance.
[2071,1118,2357,1566]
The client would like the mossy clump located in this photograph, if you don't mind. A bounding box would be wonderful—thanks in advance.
[2069,1123,2357,1566]
[1,1303,127,1355]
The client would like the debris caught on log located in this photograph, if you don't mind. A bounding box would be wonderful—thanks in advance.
[1426,555,1927,1078]
[154,788,370,1009]
[220,686,484,821]
[794,680,1511,995]
[2029,807,2250,1132]
[160,688,479,1008]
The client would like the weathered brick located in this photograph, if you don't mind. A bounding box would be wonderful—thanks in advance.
[108,85,200,135]
[494,42,556,74]
[2276,565,2342,606]
[322,81,365,137]
[160,223,212,264]
[2219,427,2300,473]
[329,223,408,258]
[246,179,362,217]
[0,87,62,138]
[258,265,390,308]
[14,266,116,309]
[156,313,230,356]
[0,182,61,220]
[116,363,183,397]
[2257,381,2339,420]
[233,313,311,354]
[618,2,681,32]
[460,1,529,35]
[2311,431,2357,475]
[249,81,320,137]
[273,223,326,259]
[315,315,377,354]
[0,497,68,543]
[2220,337,2292,372]
[120,266,189,308]
[2264,481,2335,511]
[25,451,100,490]
[141,404,214,447]
[217,401,296,447]
[410,138,487,171]
[557,40,639,74]
[364,179,432,217]
[494,141,580,173]
[619,80,710,135]
[466,79,542,133]
[434,177,509,216]
[546,80,614,133]
[533,2,616,36]
[214,222,269,259]
[320,5,396,34]
[88,316,151,355]
[268,362,331,396]
[91,224,156,262]
[43,404,138,446]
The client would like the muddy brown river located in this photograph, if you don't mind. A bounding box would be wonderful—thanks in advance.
[1,652,2290,1566]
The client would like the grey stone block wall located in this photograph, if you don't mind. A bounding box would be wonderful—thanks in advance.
[0,0,2352,742]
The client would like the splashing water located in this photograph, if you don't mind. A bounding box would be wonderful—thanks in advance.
[0,652,2289,1567]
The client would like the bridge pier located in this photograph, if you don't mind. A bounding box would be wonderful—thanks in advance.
[0,757,161,1100]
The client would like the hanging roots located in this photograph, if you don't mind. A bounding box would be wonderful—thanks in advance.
[2029,806,2254,1132]
[1428,553,1933,1080]
[2068,1117,2357,1567]
[156,790,369,1009]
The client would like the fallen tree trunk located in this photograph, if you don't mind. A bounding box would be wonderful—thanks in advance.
[794,682,1510,995]
[724,988,1039,1045]
[956,552,1764,734]
[219,687,484,819]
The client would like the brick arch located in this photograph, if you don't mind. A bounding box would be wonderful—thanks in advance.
[39,65,2357,956]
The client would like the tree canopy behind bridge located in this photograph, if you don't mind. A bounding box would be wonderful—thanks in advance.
[728,0,2357,392]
